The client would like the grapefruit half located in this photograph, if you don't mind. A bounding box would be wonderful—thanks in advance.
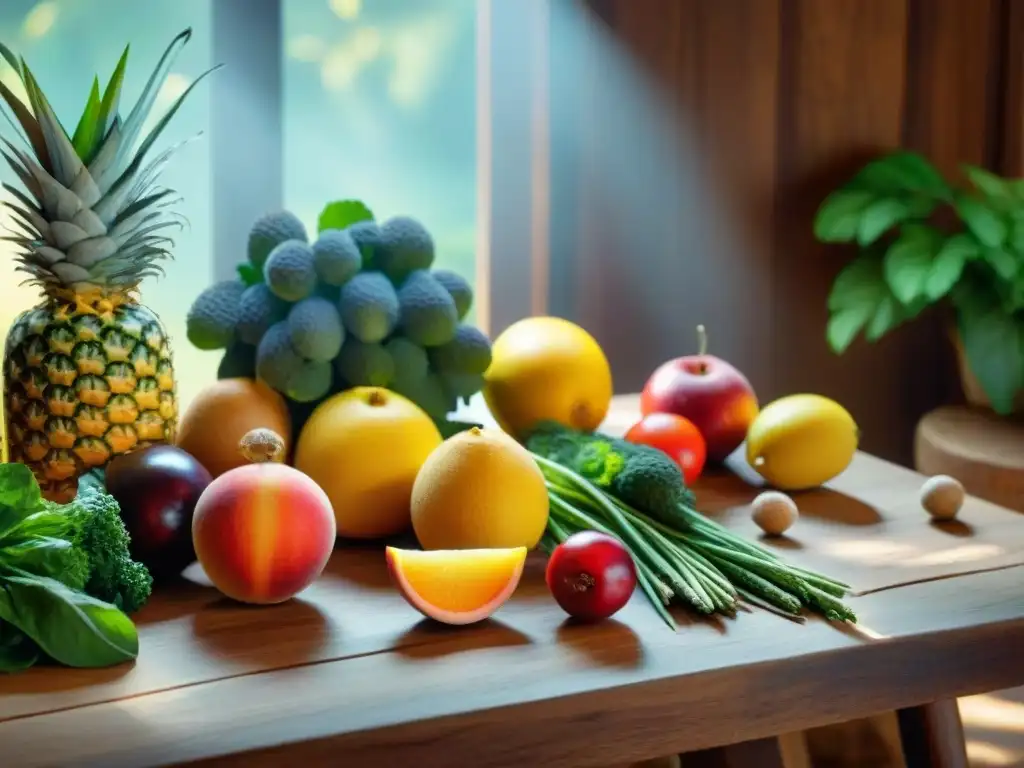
[385,546,528,625]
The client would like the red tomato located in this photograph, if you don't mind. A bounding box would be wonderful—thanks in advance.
[624,412,707,485]
[546,531,637,621]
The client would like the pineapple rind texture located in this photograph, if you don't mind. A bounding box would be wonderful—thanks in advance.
[4,299,177,502]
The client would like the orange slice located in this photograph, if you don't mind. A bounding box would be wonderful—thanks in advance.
[385,546,528,625]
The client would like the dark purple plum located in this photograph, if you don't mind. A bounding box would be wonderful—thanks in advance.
[105,445,213,581]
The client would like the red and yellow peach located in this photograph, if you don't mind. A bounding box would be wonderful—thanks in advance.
[191,429,336,604]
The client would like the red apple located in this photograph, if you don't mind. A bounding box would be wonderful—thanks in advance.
[640,325,759,463]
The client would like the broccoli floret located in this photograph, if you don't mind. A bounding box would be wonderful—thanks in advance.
[264,240,317,302]
[218,342,257,380]
[248,210,308,269]
[284,359,333,403]
[397,270,458,347]
[335,339,395,387]
[348,220,384,268]
[525,422,694,528]
[313,229,362,287]
[428,324,492,375]
[393,371,456,421]
[236,283,288,345]
[377,216,434,282]
[61,485,153,613]
[432,269,473,320]
[186,280,245,350]
[385,336,429,385]
[338,271,399,343]
[287,296,345,362]
[256,321,304,391]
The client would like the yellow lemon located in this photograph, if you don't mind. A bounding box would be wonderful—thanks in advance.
[483,316,613,438]
[411,427,549,550]
[745,394,858,491]
[294,386,443,538]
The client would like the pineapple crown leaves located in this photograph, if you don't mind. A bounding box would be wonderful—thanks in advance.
[0,28,222,292]
[814,151,1024,415]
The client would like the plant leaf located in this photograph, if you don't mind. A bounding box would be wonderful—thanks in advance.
[856,198,912,246]
[93,65,220,222]
[236,262,263,286]
[97,45,129,142]
[0,73,50,172]
[19,62,81,186]
[963,164,1014,202]
[0,463,43,539]
[0,571,139,669]
[884,226,940,304]
[982,247,1018,280]
[1008,212,1024,255]
[112,29,193,171]
[0,622,39,673]
[318,200,375,233]
[827,253,886,312]
[70,77,102,164]
[954,194,1007,248]
[827,305,873,353]
[849,151,949,197]
[864,295,898,341]
[825,254,889,351]
[924,234,976,300]
[0,536,77,580]
[957,302,1024,415]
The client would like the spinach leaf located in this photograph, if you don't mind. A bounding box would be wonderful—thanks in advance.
[0,509,71,548]
[0,571,138,668]
[0,463,43,539]
[0,536,80,581]
[0,620,39,672]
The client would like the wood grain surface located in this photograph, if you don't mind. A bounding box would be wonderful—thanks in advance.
[3,395,1024,768]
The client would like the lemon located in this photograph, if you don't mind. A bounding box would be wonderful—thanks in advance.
[745,394,858,491]
[294,386,443,538]
[483,316,613,438]
[411,427,549,550]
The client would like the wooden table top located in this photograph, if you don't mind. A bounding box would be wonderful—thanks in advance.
[4,395,1024,768]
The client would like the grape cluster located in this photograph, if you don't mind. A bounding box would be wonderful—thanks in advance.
[186,204,491,428]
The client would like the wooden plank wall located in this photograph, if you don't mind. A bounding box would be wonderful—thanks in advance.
[555,0,1020,465]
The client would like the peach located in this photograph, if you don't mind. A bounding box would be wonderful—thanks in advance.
[191,429,336,604]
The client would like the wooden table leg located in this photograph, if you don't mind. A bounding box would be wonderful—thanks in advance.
[897,699,969,768]
[679,736,788,768]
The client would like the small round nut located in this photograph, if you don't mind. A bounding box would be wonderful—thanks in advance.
[920,474,964,521]
[751,490,799,536]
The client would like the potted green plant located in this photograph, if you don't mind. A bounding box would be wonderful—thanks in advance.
[814,151,1024,415]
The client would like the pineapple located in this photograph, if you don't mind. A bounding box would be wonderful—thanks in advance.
[0,29,218,501]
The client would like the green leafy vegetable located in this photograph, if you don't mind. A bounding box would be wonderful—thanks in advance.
[318,200,374,233]
[0,464,147,672]
[0,571,138,668]
[0,621,38,672]
[525,421,694,529]
[530,423,856,629]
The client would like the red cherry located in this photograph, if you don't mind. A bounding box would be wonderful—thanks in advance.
[545,531,637,621]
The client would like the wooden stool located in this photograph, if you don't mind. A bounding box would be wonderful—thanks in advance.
[915,405,1024,514]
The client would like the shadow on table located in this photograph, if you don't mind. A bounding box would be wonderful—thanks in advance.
[556,618,645,669]
[394,618,532,660]
[191,598,333,663]
[930,519,974,537]
[330,535,419,591]
[790,489,883,526]
[0,657,135,693]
